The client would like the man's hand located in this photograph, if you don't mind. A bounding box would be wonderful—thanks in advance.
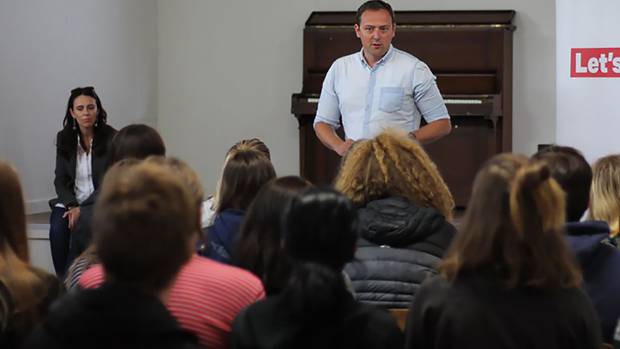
[63,206,81,231]
[335,139,354,156]
[314,122,353,156]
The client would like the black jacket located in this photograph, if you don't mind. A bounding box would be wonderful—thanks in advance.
[232,292,403,349]
[0,270,61,348]
[406,273,601,349]
[565,220,620,343]
[24,283,198,349]
[51,124,116,208]
[344,197,456,308]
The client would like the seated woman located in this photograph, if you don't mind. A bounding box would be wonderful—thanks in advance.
[232,188,403,349]
[0,161,62,347]
[201,140,276,264]
[405,154,601,349]
[588,154,620,247]
[232,176,312,295]
[64,124,166,289]
[50,86,116,276]
[334,129,456,308]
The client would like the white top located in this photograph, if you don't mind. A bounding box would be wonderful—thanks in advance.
[74,137,95,204]
[314,45,450,140]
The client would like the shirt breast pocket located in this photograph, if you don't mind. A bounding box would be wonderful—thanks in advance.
[378,87,404,113]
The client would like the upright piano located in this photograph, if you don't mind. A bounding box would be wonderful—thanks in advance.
[291,11,516,207]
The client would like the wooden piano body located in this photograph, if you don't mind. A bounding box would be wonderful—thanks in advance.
[291,11,516,207]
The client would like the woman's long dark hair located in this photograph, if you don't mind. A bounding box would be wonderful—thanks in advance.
[232,176,311,295]
[281,188,358,319]
[57,86,109,158]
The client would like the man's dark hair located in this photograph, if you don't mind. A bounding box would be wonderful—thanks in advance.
[356,0,395,25]
[532,145,592,222]
[109,124,166,164]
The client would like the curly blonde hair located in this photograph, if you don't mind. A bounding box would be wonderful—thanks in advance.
[334,129,454,220]
[589,154,620,234]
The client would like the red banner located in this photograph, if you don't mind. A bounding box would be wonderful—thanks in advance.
[571,48,620,77]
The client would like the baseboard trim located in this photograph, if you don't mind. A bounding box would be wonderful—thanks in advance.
[26,198,52,215]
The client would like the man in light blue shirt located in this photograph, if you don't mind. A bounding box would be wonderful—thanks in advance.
[314,1,451,156]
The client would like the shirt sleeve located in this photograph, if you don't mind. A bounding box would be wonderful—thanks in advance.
[412,62,450,123]
[314,62,341,129]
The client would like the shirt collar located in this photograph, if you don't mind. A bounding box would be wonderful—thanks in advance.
[358,44,395,69]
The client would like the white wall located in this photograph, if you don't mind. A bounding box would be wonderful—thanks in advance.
[0,0,158,213]
[158,0,556,194]
[556,0,620,163]
[0,0,556,209]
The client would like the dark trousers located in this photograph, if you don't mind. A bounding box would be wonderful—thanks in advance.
[49,206,71,277]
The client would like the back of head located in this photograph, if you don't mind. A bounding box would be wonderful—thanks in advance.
[284,187,358,272]
[440,153,581,289]
[234,176,312,293]
[533,145,592,222]
[94,161,197,293]
[143,156,204,210]
[281,188,358,317]
[0,161,52,332]
[216,146,276,213]
[0,161,28,262]
[226,138,271,160]
[335,129,454,219]
[589,154,620,233]
[109,124,166,164]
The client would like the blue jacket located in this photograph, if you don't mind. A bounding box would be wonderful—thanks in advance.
[202,209,245,264]
[565,220,620,343]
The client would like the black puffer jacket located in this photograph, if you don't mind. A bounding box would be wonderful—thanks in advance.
[344,197,456,309]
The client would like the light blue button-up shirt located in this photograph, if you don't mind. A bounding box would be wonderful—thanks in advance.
[314,45,449,140]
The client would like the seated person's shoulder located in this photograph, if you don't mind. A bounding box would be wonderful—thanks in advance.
[30,268,63,306]
[190,256,264,288]
[350,302,405,348]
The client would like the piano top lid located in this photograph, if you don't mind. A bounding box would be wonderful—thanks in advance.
[305,10,515,27]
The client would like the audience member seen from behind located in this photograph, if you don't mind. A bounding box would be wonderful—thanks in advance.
[232,188,404,349]
[334,129,456,308]
[26,161,200,349]
[589,154,620,247]
[203,138,271,227]
[79,158,265,349]
[233,176,312,295]
[405,154,601,349]
[534,146,620,343]
[49,86,116,277]
[614,319,620,349]
[64,124,166,289]
[0,161,62,348]
[201,140,276,263]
